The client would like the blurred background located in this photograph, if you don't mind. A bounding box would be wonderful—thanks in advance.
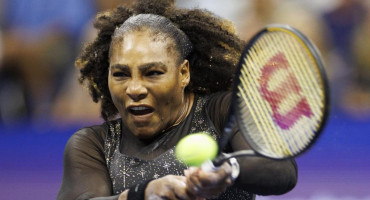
[0,0,369,199]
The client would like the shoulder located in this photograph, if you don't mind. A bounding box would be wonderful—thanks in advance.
[71,123,108,143]
[207,91,232,107]
[65,122,110,155]
[194,91,232,135]
[195,91,231,110]
[204,91,232,119]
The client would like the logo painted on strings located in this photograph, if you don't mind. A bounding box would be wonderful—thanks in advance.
[259,53,313,130]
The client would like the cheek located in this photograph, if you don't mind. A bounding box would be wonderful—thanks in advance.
[157,80,183,106]
[108,81,125,110]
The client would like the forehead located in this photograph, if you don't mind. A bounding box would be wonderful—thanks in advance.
[113,27,175,47]
[110,29,178,65]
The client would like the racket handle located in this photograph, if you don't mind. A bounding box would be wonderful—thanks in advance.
[201,154,240,181]
[201,159,218,172]
[218,115,236,154]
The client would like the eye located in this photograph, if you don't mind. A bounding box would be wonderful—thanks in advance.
[146,70,164,76]
[112,71,129,77]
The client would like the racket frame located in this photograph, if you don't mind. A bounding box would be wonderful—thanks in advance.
[218,24,330,162]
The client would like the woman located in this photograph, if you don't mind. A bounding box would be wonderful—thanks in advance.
[57,0,297,199]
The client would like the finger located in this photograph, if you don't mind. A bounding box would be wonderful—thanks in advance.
[190,185,229,197]
[187,168,230,194]
[150,176,182,200]
[186,164,234,198]
[197,163,233,185]
[184,167,199,177]
[171,176,202,200]
[192,176,233,196]
[158,188,176,200]
[186,170,204,195]
[194,171,225,186]
[172,177,189,200]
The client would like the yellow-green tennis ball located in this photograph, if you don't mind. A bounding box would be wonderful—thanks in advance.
[175,132,218,166]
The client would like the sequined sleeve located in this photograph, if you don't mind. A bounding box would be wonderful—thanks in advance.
[57,125,122,200]
[206,92,233,137]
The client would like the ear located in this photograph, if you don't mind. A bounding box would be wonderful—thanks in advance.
[179,59,190,88]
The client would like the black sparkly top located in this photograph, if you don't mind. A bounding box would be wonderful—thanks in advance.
[105,94,255,200]
[56,92,293,200]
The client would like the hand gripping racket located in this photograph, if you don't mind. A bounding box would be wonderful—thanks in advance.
[206,24,329,169]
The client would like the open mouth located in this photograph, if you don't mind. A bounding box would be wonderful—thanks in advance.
[128,106,154,116]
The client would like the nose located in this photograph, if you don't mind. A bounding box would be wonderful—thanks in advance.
[126,79,148,101]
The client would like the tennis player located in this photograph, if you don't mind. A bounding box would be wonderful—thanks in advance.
[57,0,297,199]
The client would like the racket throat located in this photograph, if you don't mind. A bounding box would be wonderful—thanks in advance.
[213,150,256,166]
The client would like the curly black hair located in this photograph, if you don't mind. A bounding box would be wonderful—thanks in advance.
[76,0,245,120]
[111,13,193,66]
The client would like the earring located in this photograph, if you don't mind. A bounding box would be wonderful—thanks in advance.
[90,78,104,99]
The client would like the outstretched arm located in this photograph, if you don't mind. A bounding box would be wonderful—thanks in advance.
[205,92,298,196]
[184,131,297,198]
[57,127,202,200]
[229,131,298,195]
[57,128,119,200]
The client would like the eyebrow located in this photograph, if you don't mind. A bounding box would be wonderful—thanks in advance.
[139,62,167,71]
[110,64,129,70]
[110,62,167,71]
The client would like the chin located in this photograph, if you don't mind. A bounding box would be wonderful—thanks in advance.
[134,127,161,140]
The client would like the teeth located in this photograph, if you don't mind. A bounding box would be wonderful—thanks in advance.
[131,106,148,111]
[129,106,153,116]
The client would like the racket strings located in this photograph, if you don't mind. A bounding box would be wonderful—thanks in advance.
[281,33,323,112]
[270,33,319,144]
[247,36,294,156]
[278,32,325,141]
[280,34,324,142]
[256,35,298,154]
[239,51,278,155]
[237,30,326,158]
[239,45,292,157]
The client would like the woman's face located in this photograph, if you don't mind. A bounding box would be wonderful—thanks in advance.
[109,30,190,139]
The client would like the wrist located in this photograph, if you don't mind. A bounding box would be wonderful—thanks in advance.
[118,190,129,200]
[127,179,153,200]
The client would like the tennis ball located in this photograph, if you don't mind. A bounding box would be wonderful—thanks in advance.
[175,132,218,166]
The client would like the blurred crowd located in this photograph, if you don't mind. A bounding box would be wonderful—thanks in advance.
[0,0,369,129]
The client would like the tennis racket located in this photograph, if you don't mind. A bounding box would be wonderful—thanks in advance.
[209,24,329,167]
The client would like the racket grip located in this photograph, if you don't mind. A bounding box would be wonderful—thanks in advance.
[201,159,219,172]
[201,154,240,181]
[200,154,227,172]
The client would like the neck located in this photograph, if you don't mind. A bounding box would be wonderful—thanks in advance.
[164,92,194,133]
